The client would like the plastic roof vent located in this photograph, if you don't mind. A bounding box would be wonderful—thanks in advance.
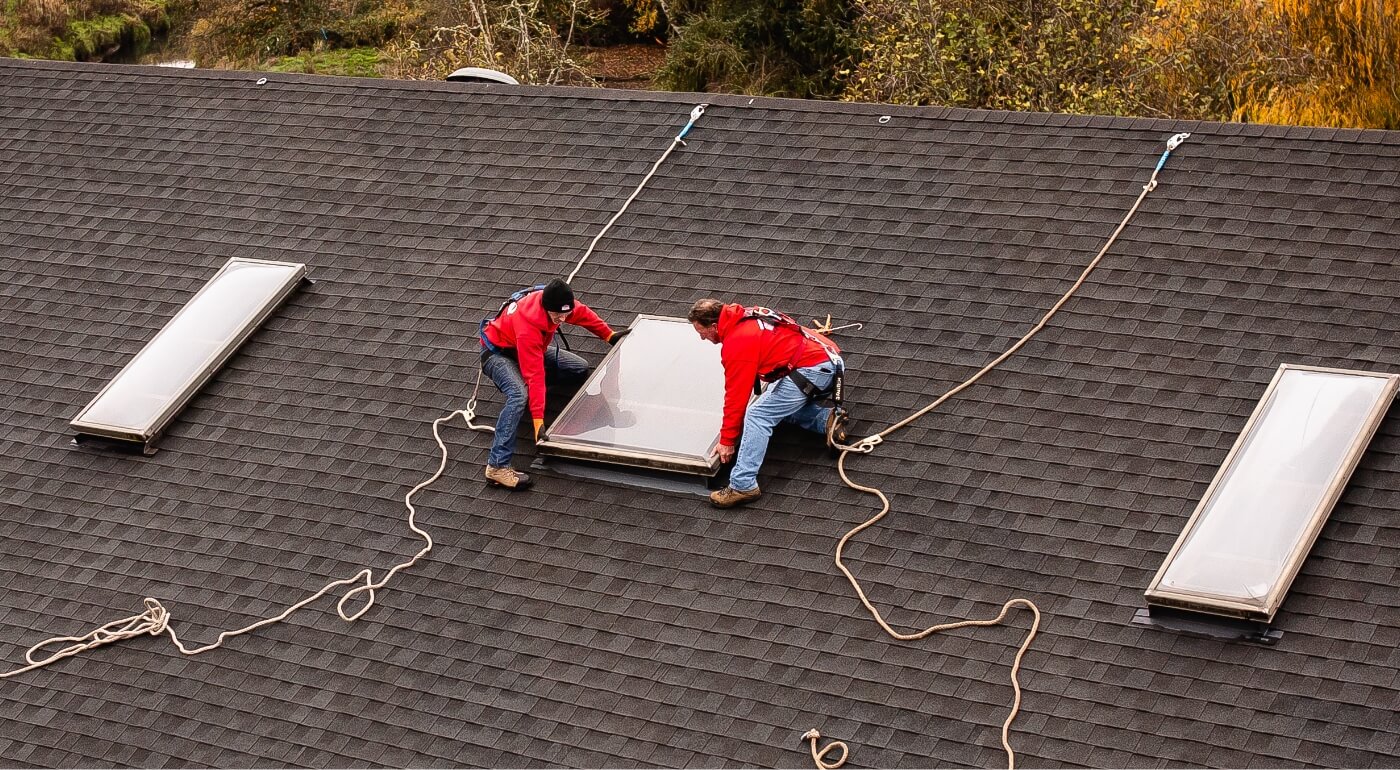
[1145,363,1399,622]
[70,257,306,452]
[445,67,520,85]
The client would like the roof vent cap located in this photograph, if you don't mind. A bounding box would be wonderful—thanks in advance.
[445,67,520,85]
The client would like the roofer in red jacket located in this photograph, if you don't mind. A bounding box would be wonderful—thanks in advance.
[689,298,850,508]
[480,279,628,489]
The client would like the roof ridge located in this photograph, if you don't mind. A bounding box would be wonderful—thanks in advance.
[8,58,1400,144]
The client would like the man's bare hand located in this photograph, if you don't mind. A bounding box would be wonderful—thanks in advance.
[714,444,736,464]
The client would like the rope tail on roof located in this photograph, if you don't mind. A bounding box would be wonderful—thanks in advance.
[806,132,1192,770]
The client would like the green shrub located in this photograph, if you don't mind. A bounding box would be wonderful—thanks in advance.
[265,46,384,76]
[843,0,1146,113]
[656,0,853,97]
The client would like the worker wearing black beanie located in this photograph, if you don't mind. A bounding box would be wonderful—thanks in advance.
[539,278,574,313]
[478,278,630,489]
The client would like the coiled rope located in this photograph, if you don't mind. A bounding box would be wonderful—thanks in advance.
[810,132,1191,769]
[2,104,708,680]
[2,409,464,679]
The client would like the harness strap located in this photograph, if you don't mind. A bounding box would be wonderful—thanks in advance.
[479,284,550,355]
[787,365,844,406]
[740,306,841,381]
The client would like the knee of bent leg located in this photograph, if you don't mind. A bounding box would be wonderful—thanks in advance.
[564,361,591,382]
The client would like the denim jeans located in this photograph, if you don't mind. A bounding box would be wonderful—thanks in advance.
[728,357,841,492]
[481,345,590,468]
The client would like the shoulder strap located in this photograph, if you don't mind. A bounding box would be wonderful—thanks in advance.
[490,284,547,321]
[740,306,840,360]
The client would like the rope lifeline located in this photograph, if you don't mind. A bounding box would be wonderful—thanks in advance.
[3,104,710,681]
[567,104,707,285]
[463,104,710,430]
[3,409,465,679]
[809,132,1191,770]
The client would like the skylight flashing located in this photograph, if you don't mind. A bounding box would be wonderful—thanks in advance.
[70,257,307,451]
[1144,363,1399,623]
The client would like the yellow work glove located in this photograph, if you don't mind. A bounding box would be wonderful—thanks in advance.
[533,418,544,442]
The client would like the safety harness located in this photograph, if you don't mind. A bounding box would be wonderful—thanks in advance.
[478,284,570,356]
[739,306,844,406]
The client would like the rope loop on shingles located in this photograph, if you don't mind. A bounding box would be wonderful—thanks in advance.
[3,409,471,679]
[2,105,709,681]
[808,133,1190,770]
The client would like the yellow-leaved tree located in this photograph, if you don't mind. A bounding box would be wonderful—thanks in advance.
[1130,0,1400,128]
[1246,0,1400,127]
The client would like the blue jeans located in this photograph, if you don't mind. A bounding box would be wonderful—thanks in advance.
[481,345,590,468]
[728,357,841,492]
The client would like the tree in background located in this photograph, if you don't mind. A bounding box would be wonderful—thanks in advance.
[189,0,409,64]
[1131,0,1398,128]
[384,0,600,83]
[654,0,852,97]
[1244,0,1399,127]
[1129,0,1324,123]
[1127,0,1312,120]
[2,0,184,61]
[841,0,1147,114]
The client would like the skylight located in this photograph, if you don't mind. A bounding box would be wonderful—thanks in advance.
[70,257,307,449]
[1145,364,1399,622]
[538,315,725,475]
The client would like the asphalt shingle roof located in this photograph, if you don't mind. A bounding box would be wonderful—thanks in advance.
[2,58,1399,768]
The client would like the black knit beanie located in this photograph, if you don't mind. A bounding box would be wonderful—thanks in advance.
[540,278,574,313]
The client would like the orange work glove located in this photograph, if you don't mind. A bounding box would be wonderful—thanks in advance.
[533,418,545,441]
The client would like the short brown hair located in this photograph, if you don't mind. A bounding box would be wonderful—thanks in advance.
[688,298,723,326]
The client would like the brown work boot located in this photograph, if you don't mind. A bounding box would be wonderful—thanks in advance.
[709,485,762,508]
[485,465,533,490]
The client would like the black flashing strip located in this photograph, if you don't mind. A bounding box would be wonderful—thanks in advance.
[530,456,722,498]
[1131,607,1283,645]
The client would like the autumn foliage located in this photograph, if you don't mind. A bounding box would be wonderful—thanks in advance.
[842,0,1400,128]
[4,0,1398,128]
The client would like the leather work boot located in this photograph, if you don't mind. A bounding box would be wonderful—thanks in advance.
[485,465,533,490]
[709,485,762,508]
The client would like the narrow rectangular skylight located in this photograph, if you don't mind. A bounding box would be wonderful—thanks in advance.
[538,315,725,475]
[71,257,306,447]
[1145,364,1399,622]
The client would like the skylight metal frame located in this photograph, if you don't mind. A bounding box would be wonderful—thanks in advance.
[1144,363,1399,622]
[70,257,307,450]
[538,314,724,476]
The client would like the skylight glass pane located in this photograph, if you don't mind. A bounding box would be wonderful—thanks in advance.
[71,258,305,443]
[540,315,725,474]
[1146,365,1398,621]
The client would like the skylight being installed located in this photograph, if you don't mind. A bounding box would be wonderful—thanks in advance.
[538,315,725,475]
[1145,364,1399,622]
[70,257,307,450]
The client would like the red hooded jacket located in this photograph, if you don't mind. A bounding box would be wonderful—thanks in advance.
[481,289,613,420]
[714,303,839,447]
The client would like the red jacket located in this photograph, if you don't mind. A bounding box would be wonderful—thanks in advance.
[714,303,839,447]
[481,289,613,420]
